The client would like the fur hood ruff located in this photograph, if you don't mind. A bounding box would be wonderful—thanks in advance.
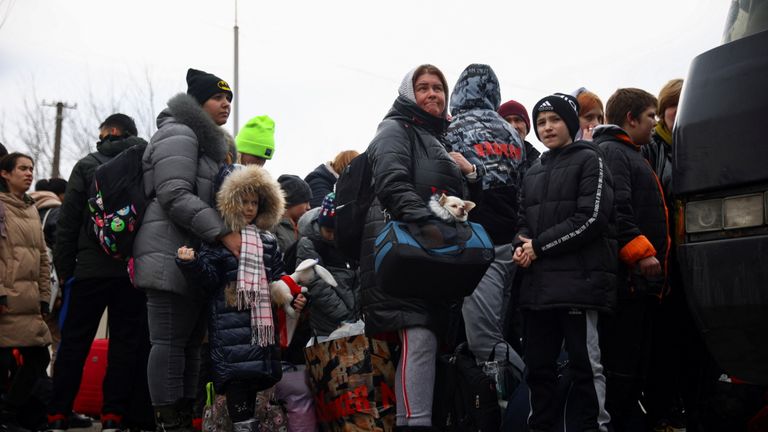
[216,165,285,232]
[158,93,230,163]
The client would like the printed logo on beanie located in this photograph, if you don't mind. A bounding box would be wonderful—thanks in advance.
[217,80,231,92]
[555,94,578,113]
[264,148,273,157]
[539,100,553,111]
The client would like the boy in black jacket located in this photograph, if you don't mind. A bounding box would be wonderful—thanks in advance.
[593,88,670,430]
[514,94,616,432]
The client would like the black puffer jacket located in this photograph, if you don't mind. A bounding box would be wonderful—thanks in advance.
[445,64,526,244]
[54,135,147,281]
[296,207,359,336]
[515,141,617,312]
[594,125,669,297]
[304,163,337,208]
[360,96,464,336]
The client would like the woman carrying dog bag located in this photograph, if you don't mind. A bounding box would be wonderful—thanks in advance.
[359,64,465,431]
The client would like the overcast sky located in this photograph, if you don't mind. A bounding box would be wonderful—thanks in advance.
[0,0,731,181]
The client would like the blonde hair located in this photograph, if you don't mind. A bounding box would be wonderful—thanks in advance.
[330,150,360,174]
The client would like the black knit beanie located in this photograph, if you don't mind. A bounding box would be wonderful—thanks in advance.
[532,93,581,141]
[186,68,233,105]
[277,174,312,207]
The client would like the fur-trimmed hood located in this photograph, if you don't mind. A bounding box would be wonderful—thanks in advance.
[216,165,285,232]
[157,93,230,163]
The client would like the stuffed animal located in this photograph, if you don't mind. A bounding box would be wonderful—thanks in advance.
[270,258,337,318]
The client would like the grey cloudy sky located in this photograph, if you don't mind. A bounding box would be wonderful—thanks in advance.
[0,0,731,181]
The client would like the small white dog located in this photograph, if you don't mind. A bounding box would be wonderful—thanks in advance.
[429,193,476,223]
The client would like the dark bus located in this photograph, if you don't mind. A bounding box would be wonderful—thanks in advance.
[674,0,768,386]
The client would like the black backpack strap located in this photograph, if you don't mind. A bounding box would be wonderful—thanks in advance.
[90,152,110,166]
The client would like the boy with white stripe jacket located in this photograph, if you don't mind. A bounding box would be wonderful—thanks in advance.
[514,94,617,432]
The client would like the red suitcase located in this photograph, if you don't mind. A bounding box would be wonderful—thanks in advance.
[73,338,109,416]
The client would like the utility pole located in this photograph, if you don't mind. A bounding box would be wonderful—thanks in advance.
[42,100,76,178]
[233,0,240,133]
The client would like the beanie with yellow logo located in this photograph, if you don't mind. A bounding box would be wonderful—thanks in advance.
[186,68,233,105]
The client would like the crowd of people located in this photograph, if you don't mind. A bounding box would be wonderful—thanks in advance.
[0,63,706,432]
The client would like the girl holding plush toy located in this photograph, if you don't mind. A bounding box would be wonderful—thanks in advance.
[176,164,306,431]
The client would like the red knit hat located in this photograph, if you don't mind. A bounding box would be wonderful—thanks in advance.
[497,100,530,135]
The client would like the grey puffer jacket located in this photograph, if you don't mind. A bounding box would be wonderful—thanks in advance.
[133,93,232,294]
[296,207,359,336]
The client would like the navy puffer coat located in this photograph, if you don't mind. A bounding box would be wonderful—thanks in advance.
[176,164,287,392]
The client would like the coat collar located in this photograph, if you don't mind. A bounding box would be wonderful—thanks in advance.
[157,93,229,163]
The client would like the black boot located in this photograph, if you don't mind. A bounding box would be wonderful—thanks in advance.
[177,398,195,428]
[153,400,193,432]
[0,405,30,432]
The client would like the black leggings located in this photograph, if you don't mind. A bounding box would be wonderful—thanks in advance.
[0,346,50,410]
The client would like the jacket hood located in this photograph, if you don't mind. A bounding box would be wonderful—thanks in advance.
[157,93,229,163]
[216,164,285,232]
[386,96,450,136]
[0,191,33,209]
[449,64,501,115]
[592,124,637,149]
[28,191,61,210]
[96,135,147,157]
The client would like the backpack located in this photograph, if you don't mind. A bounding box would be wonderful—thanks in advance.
[334,121,418,260]
[334,151,373,260]
[433,342,502,431]
[41,208,59,312]
[86,142,150,261]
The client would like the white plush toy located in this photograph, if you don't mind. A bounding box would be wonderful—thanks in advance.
[270,258,337,318]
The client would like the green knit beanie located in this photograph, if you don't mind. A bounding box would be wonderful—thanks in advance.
[236,115,276,159]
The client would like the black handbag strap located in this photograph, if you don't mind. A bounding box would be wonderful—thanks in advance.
[488,340,511,363]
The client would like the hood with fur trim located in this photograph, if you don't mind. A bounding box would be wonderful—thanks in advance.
[157,93,230,163]
[216,164,285,232]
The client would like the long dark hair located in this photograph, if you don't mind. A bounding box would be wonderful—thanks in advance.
[0,152,34,188]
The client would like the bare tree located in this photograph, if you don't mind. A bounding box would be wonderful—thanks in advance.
[13,68,163,179]
[67,68,160,158]
[67,84,124,158]
[17,85,55,179]
[129,67,159,139]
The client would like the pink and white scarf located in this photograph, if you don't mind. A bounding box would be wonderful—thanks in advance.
[236,225,274,347]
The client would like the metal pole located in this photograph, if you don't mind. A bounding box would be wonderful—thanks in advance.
[52,102,63,178]
[233,0,240,133]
